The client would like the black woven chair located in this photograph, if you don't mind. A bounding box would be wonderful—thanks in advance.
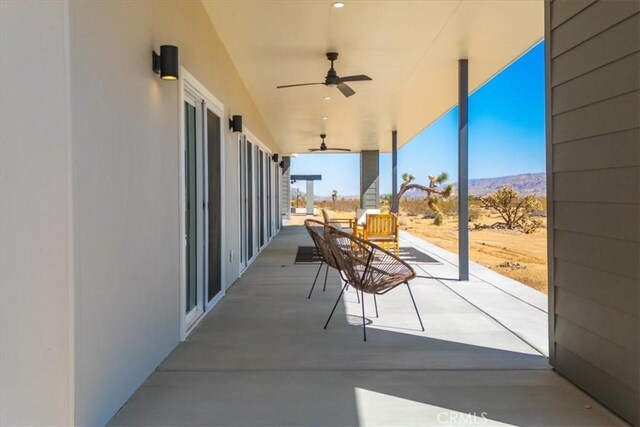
[323,226,424,341]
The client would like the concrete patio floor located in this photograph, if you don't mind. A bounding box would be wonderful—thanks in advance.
[109,226,625,426]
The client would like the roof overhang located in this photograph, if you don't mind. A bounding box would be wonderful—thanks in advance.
[202,0,543,154]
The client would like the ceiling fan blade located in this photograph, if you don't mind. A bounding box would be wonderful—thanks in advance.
[277,82,324,89]
[308,148,322,152]
[337,82,355,97]
[327,147,352,152]
[340,74,372,82]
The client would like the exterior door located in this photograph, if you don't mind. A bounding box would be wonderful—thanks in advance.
[183,92,203,329]
[181,80,225,335]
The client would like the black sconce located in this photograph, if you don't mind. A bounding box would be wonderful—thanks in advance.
[272,154,279,163]
[152,45,179,81]
[279,160,284,168]
[229,115,243,133]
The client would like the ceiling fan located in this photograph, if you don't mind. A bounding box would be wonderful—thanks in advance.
[309,134,351,152]
[277,52,372,98]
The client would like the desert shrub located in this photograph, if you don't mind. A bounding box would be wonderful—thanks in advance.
[481,187,542,233]
[468,206,482,222]
[433,212,444,225]
[380,194,393,207]
[439,196,458,216]
[422,211,436,219]
[400,198,424,216]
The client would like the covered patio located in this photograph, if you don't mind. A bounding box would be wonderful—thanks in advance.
[109,226,622,426]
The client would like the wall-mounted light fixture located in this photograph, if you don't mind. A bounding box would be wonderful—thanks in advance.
[279,160,284,169]
[272,154,279,163]
[152,45,179,81]
[229,115,243,133]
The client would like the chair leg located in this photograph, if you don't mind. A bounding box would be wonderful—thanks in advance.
[406,282,425,331]
[361,289,367,342]
[355,287,360,304]
[324,283,348,330]
[322,263,329,292]
[308,260,324,299]
[373,294,379,318]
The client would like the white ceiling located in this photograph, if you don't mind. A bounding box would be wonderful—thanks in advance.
[202,0,543,154]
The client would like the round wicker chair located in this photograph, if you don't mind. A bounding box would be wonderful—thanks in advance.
[303,219,340,299]
[323,226,424,341]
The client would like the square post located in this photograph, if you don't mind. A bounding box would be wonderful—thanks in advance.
[360,150,380,209]
[306,180,314,215]
[391,130,398,213]
[280,156,291,219]
[458,59,469,281]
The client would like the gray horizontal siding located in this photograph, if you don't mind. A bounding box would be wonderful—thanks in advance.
[553,128,639,172]
[554,259,638,317]
[548,1,640,424]
[555,315,639,390]
[554,201,639,241]
[553,344,639,424]
[551,0,639,58]
[555,288,639,352]
[552,52,639,114]
[552,90,639,143]
[551,12,639,86]
[551,0,596,29]
[553,166,639,204]
[554,229,639,280]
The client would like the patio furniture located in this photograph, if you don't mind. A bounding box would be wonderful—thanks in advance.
[363,213,400,254]
[321,209,354,231]
[353,208,380,237]
[304,219,336,298]
[323,226,424,341]
[304,219,360,302]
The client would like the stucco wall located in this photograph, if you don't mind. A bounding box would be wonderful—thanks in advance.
[68,1,278,425]
[0,1,73,424]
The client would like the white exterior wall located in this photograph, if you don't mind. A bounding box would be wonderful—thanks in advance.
[0,2,73,425]
[69,2,279,425]
[1,1,279,425]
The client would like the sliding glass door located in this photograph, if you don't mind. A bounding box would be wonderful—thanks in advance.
[182,82,225,334]
[239,137,280,272]
[206,108,222,303]
[184,95,199,320]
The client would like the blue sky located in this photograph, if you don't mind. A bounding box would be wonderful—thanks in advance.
[291,41,546,197]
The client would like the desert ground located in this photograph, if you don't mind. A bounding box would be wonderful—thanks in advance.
[291,198,548,294]
[398,212,548,293]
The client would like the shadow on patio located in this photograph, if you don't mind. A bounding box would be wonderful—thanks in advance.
[109,226,623,426]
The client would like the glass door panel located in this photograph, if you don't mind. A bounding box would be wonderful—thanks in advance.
[206,108,222,302]
[247,141,254,261]
[184,100,198,314]
[258,150,265,248]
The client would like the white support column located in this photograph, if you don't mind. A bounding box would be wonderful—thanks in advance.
[306,180,314,215]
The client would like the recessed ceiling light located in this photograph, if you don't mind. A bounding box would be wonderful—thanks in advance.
[332,2,345,8]
[322,117,328,120]
[323,96,331,101]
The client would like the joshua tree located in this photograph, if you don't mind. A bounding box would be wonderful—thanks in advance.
[395,172,454,225]
[331,189,338,208]
[481,187,542,233]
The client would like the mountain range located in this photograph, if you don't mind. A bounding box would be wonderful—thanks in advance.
[454,172,546,197]
[309,172,546,199]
